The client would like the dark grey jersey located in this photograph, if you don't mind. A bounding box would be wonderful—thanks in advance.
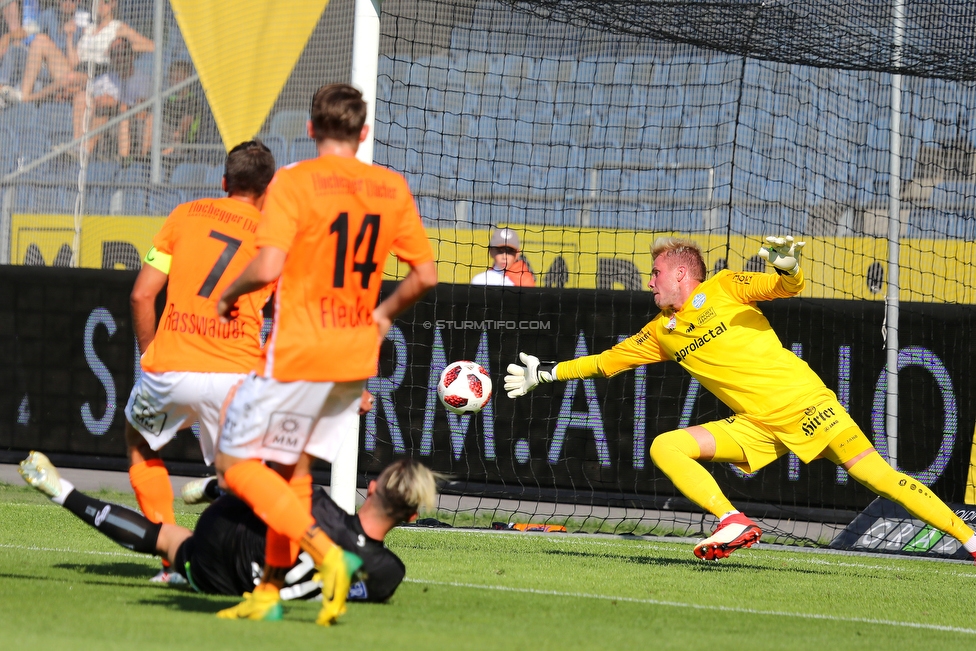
[178,487,405,602]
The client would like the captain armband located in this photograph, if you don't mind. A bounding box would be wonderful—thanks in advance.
[143,246,172,274]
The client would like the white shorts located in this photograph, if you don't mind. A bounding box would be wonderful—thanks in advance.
[90,73,120,101]
[124,371,245,466]
[218,373,365,466]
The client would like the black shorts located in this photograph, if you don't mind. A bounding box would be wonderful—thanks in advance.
[174,498,265,596]
[171,537,196,587]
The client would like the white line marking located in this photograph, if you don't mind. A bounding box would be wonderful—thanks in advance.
[395,527,976,576]
[403,577,976,635]
[0,543,145,560]
[2,540,972,632]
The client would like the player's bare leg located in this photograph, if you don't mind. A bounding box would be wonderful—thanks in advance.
[649,426,762,560]
[126,423,182,582]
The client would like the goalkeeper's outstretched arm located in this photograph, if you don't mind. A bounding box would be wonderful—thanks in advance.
[505,324,663,398]
[503,352,617,398]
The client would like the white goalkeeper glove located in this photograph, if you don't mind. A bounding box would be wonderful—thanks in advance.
[758,235,805,276]
[504,352,558,398]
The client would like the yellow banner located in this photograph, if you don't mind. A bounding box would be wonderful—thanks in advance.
[385,226,976,303]
[12,214,164,269]
[170,0,330,150]
[12,215,976,303]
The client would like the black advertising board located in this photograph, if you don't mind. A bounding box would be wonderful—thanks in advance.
[829,498,976,560]
[0,267,973,516]
[0,266,204,464]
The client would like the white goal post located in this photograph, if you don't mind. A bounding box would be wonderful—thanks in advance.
[330,0,383,515]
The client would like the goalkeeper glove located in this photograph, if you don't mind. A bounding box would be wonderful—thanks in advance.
[504,352,557,398]
[758,235,805,276]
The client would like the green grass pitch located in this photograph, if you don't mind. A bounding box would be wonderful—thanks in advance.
[1,481,975,650]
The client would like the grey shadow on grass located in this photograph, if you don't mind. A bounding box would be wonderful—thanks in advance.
[138,591,239,614]
[542,549,824,575]
[54,561,158,579]
[0,568,173,589]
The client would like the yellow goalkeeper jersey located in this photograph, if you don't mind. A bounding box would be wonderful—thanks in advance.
[558,269,827,416]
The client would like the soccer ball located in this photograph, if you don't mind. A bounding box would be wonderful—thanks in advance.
[437,361,493,414]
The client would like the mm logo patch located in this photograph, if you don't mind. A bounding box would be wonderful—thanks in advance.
[263,412,314,453]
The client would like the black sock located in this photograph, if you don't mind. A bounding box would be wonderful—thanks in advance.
[62,490,162,555]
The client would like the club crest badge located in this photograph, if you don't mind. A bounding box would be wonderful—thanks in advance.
[692,293,707,309]
[666,314,677,331]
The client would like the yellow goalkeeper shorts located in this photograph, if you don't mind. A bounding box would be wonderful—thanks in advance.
[701,388,862,473]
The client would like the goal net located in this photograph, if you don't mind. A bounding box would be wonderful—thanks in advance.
[365,0,976,546]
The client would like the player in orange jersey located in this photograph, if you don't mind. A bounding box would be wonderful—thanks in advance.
[213,84,437,626]
[124,140,276,582]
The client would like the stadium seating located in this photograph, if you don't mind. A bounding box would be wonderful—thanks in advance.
[36,103,72,142]
[147,188,182,215]
[0,102,36,133]
[3,20,972,238]
[261,135,288,169]
[170,162,214,203]
[111,164,150,215]
[205,165,224,187]
[0,126,17,175]
[269,110,309,141]
[83,160,120,214]
[289,137,316,163]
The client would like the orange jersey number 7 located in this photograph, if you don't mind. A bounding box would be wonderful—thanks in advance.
[198,230,243,298]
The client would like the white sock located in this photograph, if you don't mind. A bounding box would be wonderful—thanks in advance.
[51,478,75,506]
[719,510,740,522]
[964,534,976,554]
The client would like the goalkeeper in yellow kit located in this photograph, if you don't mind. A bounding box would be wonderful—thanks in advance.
[505,236,976,562]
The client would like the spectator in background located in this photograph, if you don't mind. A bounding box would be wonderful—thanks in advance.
[0,0,81,101]
[470,227,536,287]
[37,0,82,53]
[1,0,20,33]
[0,0,152,109]
[78,35,150,157]
[139,59,200,159]
[0,0,31,92]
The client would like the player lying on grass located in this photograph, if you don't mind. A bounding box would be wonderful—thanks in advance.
[18,452,437,607]
[505,236,976,563]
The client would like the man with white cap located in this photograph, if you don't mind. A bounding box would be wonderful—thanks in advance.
[470,227,535,287]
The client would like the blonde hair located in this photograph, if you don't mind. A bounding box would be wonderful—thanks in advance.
[375,459,440,523]
[651,237,707,282]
